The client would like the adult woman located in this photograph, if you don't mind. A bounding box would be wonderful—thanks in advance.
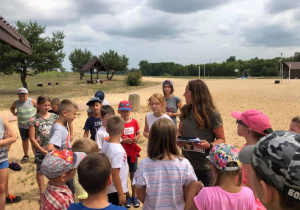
[178,79,225,186]
[162,80,183,126]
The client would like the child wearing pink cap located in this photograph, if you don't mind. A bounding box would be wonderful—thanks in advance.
[231,109,273,210]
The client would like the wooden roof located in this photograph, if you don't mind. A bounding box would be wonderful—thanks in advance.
[0,15,32,54]
[81,58,109,72]
[284,62,300,70]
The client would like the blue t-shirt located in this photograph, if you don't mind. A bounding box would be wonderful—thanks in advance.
[68,202,126,210]
[83,116,102,141]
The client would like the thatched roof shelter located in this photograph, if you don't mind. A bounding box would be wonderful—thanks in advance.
[0,15,32,54]
[80,58,109,82]
[284,62,300,79]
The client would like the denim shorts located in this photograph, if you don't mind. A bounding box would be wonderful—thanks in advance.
[0,160,9,169]
[127,156,138,173]
[18,127,29,141]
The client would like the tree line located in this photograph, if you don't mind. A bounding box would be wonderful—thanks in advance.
[138,54,300,77]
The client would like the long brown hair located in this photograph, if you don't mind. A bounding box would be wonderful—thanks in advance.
[148,118,182,160]
[181,80,216,129]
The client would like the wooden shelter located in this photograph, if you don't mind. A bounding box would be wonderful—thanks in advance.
[283,62,300,79]
[80,58,109,82]
[0,15,32,54]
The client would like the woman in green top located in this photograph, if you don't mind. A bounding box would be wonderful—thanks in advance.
[178,79,225,186]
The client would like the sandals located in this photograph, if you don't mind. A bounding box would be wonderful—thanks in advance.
[21,155,29,163]
[6,194,22,204]
[9,161,22,171]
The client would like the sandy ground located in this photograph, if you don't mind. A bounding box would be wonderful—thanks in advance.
[3,77,300,209]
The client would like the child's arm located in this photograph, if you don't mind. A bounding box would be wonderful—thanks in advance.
[111,168,126,205]
[143,116,149,139]
[10,102,17,116]
[47,143,56,152]
[83,130,89,138]
[136,186,146,203]
[68,122,74,141]
[133,131,141,144]
[0,117,16,147]
[184,181,203,210]
[31,98,37,108]
[29,125,48,155]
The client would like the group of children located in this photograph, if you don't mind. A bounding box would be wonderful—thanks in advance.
[1,86,300,210]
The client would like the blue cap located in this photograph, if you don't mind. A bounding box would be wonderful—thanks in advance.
[95,91,105,101]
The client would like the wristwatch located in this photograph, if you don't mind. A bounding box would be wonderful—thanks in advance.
[209,143,213,149]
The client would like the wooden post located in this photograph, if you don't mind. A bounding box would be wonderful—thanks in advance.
[128,94,140,112]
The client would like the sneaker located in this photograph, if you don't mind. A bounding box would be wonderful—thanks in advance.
[6,194,22,204]
[132,196,140,208]
[126,196,132,208]
[9,162,22,171]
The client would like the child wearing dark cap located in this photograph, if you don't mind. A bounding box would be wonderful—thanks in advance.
[68,153,126,210]
[87,91,110,117]
[40,149,86,209]
[83,97,102,141]
[239,130,300,210]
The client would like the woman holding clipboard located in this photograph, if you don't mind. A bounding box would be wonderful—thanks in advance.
[178,79,225,186]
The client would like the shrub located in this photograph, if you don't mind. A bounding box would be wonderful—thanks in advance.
[125,70,142,86]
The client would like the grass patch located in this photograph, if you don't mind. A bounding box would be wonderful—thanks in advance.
[0,72,159,110]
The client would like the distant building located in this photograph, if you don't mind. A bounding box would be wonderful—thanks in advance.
[284,62,300,79]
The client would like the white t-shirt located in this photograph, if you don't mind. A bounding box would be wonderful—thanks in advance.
[102,142,129,194]
[95,126,109,149]
[146,113,172,131]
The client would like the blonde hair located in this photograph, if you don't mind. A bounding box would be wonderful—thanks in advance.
[107,115,124,136]
[58,99,79,115]
[148,93,166,113]
[292,116,300,128]
[211,162,242,187]
[72,138,98,155]
[148,118,182,160]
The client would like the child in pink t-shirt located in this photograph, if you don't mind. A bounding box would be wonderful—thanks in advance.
[185,143,256,210]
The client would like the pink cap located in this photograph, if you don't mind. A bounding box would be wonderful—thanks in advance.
[231,109,272,135]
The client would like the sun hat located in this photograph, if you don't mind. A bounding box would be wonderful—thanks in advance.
[231,109,272,135]
[118,100,132,111]
[95,91,105,101]
[40,149,86,179]
[17,87,28,94]
[86,97,102,106]
[207,143,240,171]
[162,80,173,87]
[239,130,300,200]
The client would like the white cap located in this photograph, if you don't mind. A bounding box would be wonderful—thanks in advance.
[17,87,28,94]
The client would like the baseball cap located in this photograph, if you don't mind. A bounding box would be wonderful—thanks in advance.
[17,87,28,94]
[118,100,132,111]
[231,109,272,135]
[207,143,240,171]
[95,91,105,101]
[41,149,86,179]
[239,130,300,200]
[86,97,102,106]
[162,80,173,87]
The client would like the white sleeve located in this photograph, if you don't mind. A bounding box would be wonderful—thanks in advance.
[95,131,104,149]
[110,151,125,169]
[49,129,62,148]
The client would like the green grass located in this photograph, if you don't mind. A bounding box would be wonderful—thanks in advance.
[0,71,159,110]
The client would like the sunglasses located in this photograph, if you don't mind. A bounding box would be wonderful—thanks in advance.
[236,119,249,128]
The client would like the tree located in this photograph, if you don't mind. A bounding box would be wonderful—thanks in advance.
[69,48,93,72]
[226,56,236,62]
[0,20,65,89]
[99,50,129,80]
[294,52,300,61]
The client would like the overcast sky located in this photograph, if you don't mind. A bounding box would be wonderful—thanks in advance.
[1,0,300,70]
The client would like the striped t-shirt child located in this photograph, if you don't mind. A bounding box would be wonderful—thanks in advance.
[133,157,197,210]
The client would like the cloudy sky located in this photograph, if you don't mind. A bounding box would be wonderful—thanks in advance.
[1,0,300,70]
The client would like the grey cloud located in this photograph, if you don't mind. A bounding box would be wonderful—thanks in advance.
[147,0,230,14]
[74,0,123,16]
[242,24,300,47]
[264,0,300,14]
[105,23,181,40]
